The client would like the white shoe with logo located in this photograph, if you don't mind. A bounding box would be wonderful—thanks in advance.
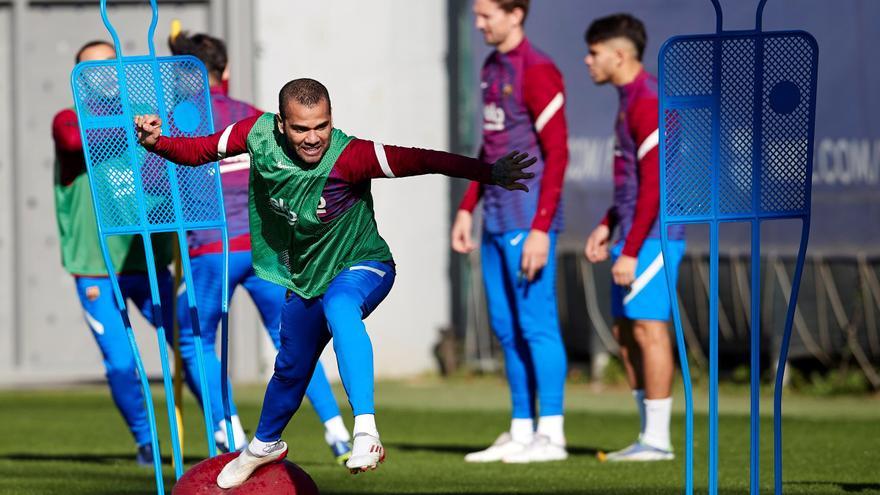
[502,434,568,464]
[216,440,288,489]
[464,432,528,463]
[346,433,385,474]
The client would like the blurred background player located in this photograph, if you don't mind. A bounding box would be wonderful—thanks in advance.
[167,30,353,462]
[582,14,686,462]
[52,40,209,466]
[451,0,570,463]
[133,77,536,486]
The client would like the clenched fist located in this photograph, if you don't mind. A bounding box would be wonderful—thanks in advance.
[134,114,163,150]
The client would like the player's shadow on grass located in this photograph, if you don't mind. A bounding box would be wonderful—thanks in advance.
[786,481,880,493]
[385,441,601,457]
[0,452,206,465]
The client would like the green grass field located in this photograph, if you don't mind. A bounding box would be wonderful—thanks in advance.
[0,378,877,495]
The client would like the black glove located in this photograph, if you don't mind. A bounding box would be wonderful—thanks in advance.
[491,151,537,192]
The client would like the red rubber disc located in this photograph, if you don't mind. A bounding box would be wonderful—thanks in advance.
[172,452,319,495]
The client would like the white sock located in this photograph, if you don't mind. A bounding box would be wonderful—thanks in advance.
[536,415,565,446]
[353,414,379,438]
[249,436,280,457]
[509,418,534,444]
[215,415,248,449]
[324,415,351,444]
[633,389,646,437]
[642,397,672,451]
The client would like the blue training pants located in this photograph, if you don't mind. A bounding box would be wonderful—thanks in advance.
[177,250,343,425]
[76,269,201,447]
[481,230,567,418]
[254,261,395,442]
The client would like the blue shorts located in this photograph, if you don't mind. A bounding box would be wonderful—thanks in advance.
[611,238,686,322]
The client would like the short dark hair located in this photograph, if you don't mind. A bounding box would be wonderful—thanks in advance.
[75,40,114,63]
[490,0,530,23]
[585,13,647,61]
[278,78,332,117]
[168,31,228,81]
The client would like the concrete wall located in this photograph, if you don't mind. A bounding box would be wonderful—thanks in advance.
[253,0,451,378]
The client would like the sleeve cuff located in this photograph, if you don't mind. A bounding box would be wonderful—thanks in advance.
[530,216,552,233]
[151,135,167,153]
[621,241,642,258]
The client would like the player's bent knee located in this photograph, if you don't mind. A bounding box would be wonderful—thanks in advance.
[272,360,314,383]
[518,321,563,344]
[633,321,670,346]
[323,296,362,328]
[105,361,138,381]
[174,339,198,361]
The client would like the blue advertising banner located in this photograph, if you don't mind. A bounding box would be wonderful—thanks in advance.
[467,0,880,256]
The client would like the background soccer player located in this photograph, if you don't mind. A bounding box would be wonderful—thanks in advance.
[582,14,686,462]
[133,77,535,486]
[167,30,353,463]
[450,0,570,463]
[52,40,206,466]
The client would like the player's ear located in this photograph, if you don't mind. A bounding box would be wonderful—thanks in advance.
[275,113,283,134]
[617,39,638,64]
[613,46,627,67]
[511,7,525,27]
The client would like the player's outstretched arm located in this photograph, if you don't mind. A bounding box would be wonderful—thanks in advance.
[134,114,254,166]
[346,141,536,192]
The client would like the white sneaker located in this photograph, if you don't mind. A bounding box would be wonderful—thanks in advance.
[216,440,288,489]
[345,433,385,474]
[598,441,674,462]
[464,432,528,463]
[502,434,568,463]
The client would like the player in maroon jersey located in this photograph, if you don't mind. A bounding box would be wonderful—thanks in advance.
[452,0,570,464]
[583,14,686,462]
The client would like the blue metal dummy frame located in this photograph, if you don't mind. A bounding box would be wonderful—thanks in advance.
[658,0,817,493]
[70,0,235,492]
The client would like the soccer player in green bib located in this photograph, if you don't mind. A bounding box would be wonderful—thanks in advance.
[134,78,534,486]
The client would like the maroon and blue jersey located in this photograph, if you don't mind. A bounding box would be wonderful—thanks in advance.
[153,117,496,226]
[187,87,261,256]
[603,70,685,258]
[459,37,569,233]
